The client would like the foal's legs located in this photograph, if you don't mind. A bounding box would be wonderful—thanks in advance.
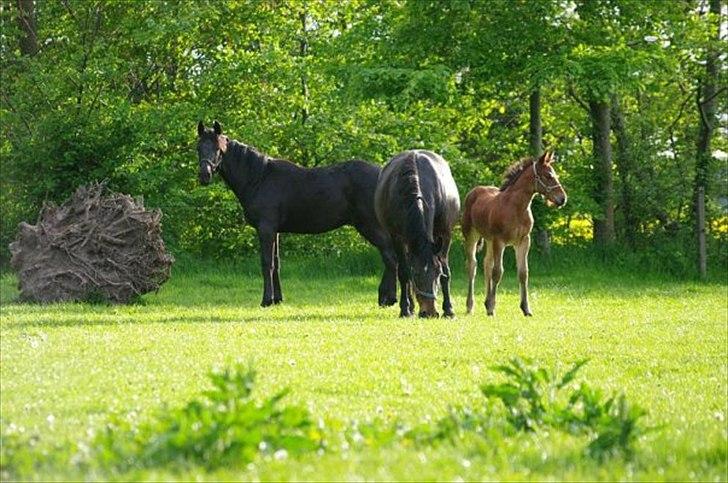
[393,240,414,317]
[354,222,397,306]
[438,235,454,318]
[464,230,480,314]
[257,226,277,307]
[272,233,283,304]
[515,235,532,316]
[485,240,505,316]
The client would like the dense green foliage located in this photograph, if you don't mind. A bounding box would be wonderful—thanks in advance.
[1,0,726,273]
[3,357,652,477]
[1,255,726,480]
[481,358,650,459]
[94,364,322,471]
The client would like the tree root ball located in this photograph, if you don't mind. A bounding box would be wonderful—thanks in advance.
[9,182,174,303]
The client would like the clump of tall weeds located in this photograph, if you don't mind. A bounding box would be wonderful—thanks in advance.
[94,363,322,471]
[481,357,651,459]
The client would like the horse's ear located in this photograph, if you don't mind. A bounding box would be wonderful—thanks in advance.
[538,151,553,165]
[197,121,205,137]
[213,120,222,135]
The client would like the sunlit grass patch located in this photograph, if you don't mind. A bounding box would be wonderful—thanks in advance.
[0,257,726,481]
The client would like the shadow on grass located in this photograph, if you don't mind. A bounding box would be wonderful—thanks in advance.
[2,247,725,331]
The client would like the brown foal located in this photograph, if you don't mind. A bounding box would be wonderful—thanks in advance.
[462,152,567,316]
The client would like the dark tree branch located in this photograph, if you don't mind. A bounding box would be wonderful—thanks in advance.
[1,89,33,136]
[567,84,589,112]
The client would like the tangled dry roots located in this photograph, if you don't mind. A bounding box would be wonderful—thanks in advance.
[9,182,174,303]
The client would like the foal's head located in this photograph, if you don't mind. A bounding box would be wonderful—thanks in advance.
[532,152,567,207]
[196,120,228,185]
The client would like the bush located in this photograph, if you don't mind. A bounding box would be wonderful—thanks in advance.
[95,364,322,471]
[482,357,651,459]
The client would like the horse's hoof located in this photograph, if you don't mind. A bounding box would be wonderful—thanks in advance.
[443,310,455,319]
[523,311,532,317]
[273,298,283,305]
[260,299,274,307]
[379,296,397,307]
[399,311,414,318]
[486,311,495,317]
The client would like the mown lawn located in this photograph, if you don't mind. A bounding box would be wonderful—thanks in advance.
[1,251,726,481]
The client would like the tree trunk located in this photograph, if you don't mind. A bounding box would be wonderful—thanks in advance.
[529,88,543,156]
[299,11,309,126]
[529,88,551,255]
[16,0,38,56]
[610,95,637,247]
[692,0,720,279]
[589,99,615,246]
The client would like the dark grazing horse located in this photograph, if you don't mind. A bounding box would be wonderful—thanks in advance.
[374,150,461,318]
[196,120,397,307]
[462,151,567,316]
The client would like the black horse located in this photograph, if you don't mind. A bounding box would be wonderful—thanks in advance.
[374,150,460,318]
[196,121,397,307]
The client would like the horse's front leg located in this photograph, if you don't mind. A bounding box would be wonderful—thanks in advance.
[257,227,276,307]
[485,240,504,316]
[438,235,455,318]
[516,235,532,316]
[272,233,283,304]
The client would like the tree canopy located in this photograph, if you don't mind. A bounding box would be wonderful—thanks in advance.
[1,0,725,275]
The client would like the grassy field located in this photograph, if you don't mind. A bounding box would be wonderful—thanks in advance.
[1,249,726,481]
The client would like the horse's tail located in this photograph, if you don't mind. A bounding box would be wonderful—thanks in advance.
[461,188,476,239]
[462,188,484,253]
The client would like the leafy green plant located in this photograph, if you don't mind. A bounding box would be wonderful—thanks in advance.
[481,357,651,459]
[95,364,322,470]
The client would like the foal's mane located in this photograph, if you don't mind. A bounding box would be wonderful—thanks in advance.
[499,157,535,191]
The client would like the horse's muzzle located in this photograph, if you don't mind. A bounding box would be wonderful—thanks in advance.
[199,164,212,185]
[416,294,439,318]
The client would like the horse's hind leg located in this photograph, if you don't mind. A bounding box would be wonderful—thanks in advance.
[464,231,480,314]
[515,235,532,316]
[485,240,504,316]
[438,235,455,318]
[272,233,283,304]
[354,222,397,306]
[393,240,414,317]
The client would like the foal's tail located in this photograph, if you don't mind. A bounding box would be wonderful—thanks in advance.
[462,188,484,253]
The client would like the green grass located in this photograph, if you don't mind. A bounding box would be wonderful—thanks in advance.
[1,250,726,481]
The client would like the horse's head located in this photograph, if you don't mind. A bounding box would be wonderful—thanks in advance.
[533,151,567,207]
[196,120,228,185]
[411,241,444,318]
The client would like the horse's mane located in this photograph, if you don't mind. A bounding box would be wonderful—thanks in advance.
[399,152,431,254]
[223,139,268,188]
[231,140,266,165]
[499,157,535,191]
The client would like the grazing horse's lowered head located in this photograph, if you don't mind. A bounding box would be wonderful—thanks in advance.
[408,220,445,316]
[197,120,228,185]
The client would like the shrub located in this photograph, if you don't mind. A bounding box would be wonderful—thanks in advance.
[482,357,651,459]
[95,364,322,471]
